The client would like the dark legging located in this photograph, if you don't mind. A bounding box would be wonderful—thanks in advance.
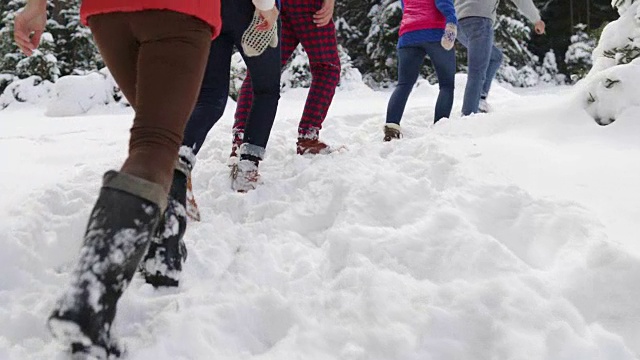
[386,42,456,125]
[88,10,212,193]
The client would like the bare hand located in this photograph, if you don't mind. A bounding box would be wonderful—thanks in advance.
[534,20,546,35]
[14,1,47,56]
[313,0,335,27]
[256,6,279,31]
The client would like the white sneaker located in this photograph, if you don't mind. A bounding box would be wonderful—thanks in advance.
[478,98,492,113]
[230,159,261,193]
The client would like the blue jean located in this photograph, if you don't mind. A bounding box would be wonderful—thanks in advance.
[182,0,281,158]
[386,42,456,125]
[456,17,504,115]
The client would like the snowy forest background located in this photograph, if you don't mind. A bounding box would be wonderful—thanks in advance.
[3,0,640,358]
[0,0,635,110]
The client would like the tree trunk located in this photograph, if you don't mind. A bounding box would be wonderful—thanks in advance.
[570,0,574,30]
[50,0,63,23]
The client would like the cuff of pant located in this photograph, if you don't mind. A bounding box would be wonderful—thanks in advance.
[177,145,196,176]
[239,143,265,160]
[298,127,320,140]
[102,170,168,212]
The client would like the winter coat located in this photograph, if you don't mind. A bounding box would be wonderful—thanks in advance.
[399,0,457,37]
[454,0,541,24]
[398,0,457,47]
[79,0,223,37]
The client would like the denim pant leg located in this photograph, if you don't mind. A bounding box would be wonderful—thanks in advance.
[457,17,494,115]
[482,45,503,98]
[386,46,426,125]
[181,35,233,155]
[424,42,456,123]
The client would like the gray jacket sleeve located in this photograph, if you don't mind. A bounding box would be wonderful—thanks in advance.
[509,0,541,23]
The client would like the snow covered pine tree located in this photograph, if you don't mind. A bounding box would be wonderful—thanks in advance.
[581,0,640,125]
[565,24,597,83]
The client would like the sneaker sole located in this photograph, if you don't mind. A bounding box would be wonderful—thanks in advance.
[231,180,260,193]
[231,183,258,193]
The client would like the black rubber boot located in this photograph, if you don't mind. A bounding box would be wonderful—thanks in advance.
[140,170,189,287]
[48,171,164,359]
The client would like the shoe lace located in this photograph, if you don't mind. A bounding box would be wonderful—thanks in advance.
[230,164,239,179]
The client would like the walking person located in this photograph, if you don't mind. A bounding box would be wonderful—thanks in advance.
[454,0,545,115]
[181,0,282,198]
[383,0,458,141]
[12,0,251,356]
[231,0,342,160]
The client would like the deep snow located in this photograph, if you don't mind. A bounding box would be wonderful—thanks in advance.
[1,79,639,359]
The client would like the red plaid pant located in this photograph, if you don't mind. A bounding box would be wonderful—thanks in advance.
[233,1,341,140]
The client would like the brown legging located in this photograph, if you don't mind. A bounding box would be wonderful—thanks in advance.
[88,10,212,193]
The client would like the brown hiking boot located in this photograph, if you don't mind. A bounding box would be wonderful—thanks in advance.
[383,124,402,142]
[296,138,334,155]
[186,174,201,222]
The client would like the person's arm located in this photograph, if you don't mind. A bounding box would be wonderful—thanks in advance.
[14,0,47,56]
[510,0,546,34]
[313,0,335,27]
[253,0,279,31]
[253,0,275,11]
[509,0,540,23]
[435,0,457,25]
[436,0,458,50]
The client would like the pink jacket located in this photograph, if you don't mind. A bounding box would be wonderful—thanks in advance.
[399,0,447,37]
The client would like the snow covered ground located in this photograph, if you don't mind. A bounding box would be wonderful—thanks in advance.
[1,79,640,359]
